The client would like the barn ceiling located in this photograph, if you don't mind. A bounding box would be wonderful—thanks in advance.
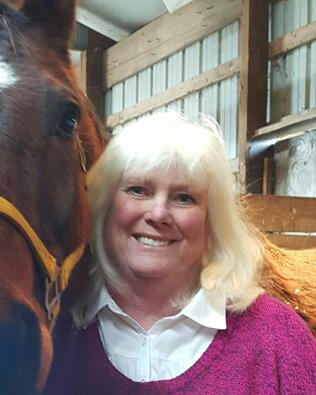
[77,0,194,42]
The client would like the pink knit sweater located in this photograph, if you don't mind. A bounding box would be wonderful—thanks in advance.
[45,294,316,394]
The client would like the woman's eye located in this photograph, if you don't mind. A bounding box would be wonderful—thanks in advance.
[126,186,146,196]
[175,193,195,204]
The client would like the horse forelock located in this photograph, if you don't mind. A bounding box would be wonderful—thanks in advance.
[0,3,27,53]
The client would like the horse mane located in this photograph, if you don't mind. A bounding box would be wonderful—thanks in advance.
[0,3,26,50]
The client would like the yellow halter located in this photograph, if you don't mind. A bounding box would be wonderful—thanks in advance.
[0,196,85,328]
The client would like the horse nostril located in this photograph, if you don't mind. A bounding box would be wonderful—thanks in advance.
[0,302,41,395]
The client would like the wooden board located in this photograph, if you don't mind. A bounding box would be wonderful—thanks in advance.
[267,234,316,250]
[86,30,115,120]
[238,0,269,193]
[104,0,242,88]
[269,20,316,59]
[243,194,316,233]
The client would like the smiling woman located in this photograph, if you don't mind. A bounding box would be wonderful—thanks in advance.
[44,112,316,395]
[103,167,208,309]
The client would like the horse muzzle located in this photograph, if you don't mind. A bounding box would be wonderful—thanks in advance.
[0,300,41,395]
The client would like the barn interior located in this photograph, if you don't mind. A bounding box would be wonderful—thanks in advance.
[72,0,316,251]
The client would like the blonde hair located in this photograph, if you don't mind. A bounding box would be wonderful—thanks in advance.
[72,111,263,326]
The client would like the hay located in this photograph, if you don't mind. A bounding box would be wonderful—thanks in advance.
[260,236,316,336]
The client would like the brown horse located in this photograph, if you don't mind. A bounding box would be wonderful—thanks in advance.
[0,1,104,394]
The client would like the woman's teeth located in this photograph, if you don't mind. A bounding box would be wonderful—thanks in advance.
[136,236,171,247]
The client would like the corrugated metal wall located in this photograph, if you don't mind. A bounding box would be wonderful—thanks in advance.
[269,0,316,197]
[268,0,316,122]
[104,1,316,189]
[105,21,240,160]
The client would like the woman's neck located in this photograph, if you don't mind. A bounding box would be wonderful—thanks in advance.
[109,275,199,331]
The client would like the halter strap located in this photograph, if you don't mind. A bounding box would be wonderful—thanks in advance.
[0,196,85,328]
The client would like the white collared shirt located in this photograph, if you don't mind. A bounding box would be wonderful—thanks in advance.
[87,286,226,382]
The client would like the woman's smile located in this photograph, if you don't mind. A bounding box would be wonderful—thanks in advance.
[103,167,208,283]
[133,235,174,247]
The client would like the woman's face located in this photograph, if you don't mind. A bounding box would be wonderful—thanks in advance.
[103,167,209,287]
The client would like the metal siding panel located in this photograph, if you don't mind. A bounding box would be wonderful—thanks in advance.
[201,32,219,71]
[270,56,290,121]
[270,45,308,121]
[271,0,308,38]
[289,46,307,114]
[152,60,167,95]
[284,0,308,32]
[271,0,285,39]
[183,42,200,119]
[201,85,218,120]
[124,76,137,108]
[112,82,124,114]
[311,0,316,22]
[137,67,152,102]
[230,75,239,159]
[219,22,239,159]
[167,100,183,112]
[200,33,219,120]
[167,50,183,88]
[184,42,200,80]
[105,89,112,117]
[219,80,229,159]
[268,2,273,42]
[219,76,238,159]
[267,60,272,122]
[220,21,239,63]
[309,41,316,107]
[184,92,200,120]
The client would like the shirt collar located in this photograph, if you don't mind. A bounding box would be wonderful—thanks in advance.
[181,288,226,329]
[86,285,226,330]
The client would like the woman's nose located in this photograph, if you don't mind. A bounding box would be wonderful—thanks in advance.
[144,198,172,225]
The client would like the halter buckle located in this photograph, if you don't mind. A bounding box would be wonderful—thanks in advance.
[45,272,61,322]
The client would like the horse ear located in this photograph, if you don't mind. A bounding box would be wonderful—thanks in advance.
[21,0,76,50]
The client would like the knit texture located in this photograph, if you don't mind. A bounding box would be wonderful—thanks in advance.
[44,294,316,394]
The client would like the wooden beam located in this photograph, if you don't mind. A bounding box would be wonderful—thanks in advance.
[86,30,115,121]
[105,58,240,129]
[269,20,316,59]
[262,156,274,195]
[255,107,316,138]
[244,194,316,233]
[267,234,316,250]
[239,0,269,193]
[103,0,242,88]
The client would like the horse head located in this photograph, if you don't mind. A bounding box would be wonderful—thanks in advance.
[0,1,104,393]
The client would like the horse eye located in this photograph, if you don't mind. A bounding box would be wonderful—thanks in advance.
[57,102,81,139]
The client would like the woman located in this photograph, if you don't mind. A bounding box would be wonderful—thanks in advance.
[45,112,316,394]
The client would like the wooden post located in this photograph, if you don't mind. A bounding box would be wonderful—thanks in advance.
[238,0,269,193]
[86,30,115,121]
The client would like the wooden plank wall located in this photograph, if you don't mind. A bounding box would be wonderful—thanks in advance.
[244,194,316,249]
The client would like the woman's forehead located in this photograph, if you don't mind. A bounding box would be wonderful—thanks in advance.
[121,167,208,193]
